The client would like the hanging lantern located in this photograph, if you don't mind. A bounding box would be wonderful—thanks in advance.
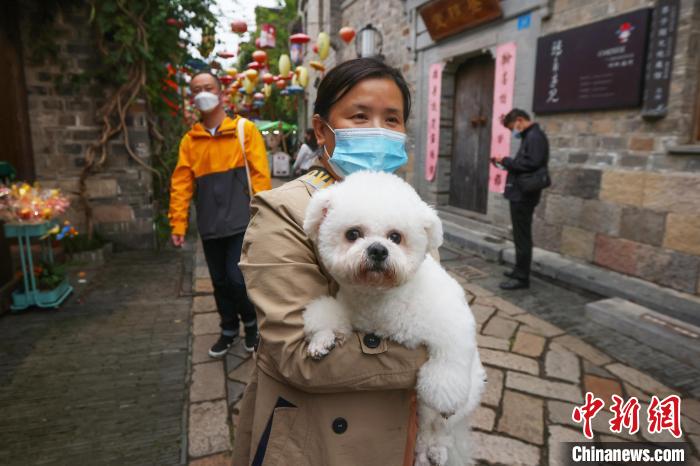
[253,92,265,100]
[278,54,291,76]
[226,68,238,77]
[356,24,383,58]
[290,33,311,44]
[231,20,247,34]
[317,32,330,60]
[243,77,255,94]
[275,79,286,89]
[290,43,303,66]
[245,68,259,81]
[252,50,268,64]
[339,26,356,44]
[309,61,326,72]
[262,72,274,85]
[263,83,272,98]
[219,75,234,86]
[166,18,184,28]
[296,66,309,88]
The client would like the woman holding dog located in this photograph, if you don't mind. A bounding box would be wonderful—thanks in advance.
[233,58,427,466]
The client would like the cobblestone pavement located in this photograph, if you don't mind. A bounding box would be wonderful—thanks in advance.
[0,250,192,466]
[187,241,700,465]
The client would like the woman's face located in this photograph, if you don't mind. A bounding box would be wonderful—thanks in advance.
[313,77,406,156]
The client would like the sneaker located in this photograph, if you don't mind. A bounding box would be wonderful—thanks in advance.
[244,328,258,353]
[208,334,239,358]
[503,269,517,279]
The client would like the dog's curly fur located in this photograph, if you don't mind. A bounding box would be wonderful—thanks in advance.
[302,171,486,466]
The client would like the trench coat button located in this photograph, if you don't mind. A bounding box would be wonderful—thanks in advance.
[332,417,348,434]
[363,333,381,349]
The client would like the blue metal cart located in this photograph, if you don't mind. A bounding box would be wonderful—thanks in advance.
[4,222,73,310]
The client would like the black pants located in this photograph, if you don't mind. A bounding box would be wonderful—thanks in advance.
[509,201,537,281]
[202,233,256,337]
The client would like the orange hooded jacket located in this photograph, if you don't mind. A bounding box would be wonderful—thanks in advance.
[168,115,272,238]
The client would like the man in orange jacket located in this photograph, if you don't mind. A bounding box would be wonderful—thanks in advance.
[169,72,271,357]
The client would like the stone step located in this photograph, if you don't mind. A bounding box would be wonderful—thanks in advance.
[440,212,700,326]
[585,298,700,370]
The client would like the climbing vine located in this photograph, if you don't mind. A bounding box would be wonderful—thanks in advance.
[24,0,217,244]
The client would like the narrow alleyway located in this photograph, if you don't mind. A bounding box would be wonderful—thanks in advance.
[0,250,193,465]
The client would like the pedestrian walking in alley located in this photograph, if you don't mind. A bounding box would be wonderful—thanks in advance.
[169,71,271,357]
[233,58,429,466]
[491,108,550,290]
[292,128,319,176]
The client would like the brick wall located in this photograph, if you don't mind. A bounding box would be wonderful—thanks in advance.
[20,7,154,250]
[534,0,700,294]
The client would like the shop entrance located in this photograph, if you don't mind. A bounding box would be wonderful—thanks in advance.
[449,54,494,214]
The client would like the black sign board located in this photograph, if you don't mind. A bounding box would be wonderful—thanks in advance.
[533,9,651,114]
[641,0,679,119]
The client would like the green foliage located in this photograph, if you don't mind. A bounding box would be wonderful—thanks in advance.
[22,0,218,247]
[238,0,301,123]
[61,231,106,254]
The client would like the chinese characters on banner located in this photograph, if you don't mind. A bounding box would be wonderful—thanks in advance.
[489,42,516,193]
[572,392,683,440]
[425,63,444,182]
[642,0,679,118]
[546,40,563,104]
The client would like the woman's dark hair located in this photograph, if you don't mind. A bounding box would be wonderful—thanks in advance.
[304,128,318,150]
[313,58,412,122]
[501,108,531,127]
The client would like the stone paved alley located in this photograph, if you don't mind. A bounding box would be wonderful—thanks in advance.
[188,242,700,466]
[1,237,699,465]
[0,250,192,465]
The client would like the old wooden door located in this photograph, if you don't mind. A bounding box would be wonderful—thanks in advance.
[449,55,494,214]
[0,2,35,296]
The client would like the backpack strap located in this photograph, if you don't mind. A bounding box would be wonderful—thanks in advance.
[237,117,254,199]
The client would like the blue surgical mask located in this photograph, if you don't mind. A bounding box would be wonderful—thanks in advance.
[323,123,408,176]
[512,129,522,139]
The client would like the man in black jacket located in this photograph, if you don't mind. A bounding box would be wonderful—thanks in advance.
[491,109,549,290]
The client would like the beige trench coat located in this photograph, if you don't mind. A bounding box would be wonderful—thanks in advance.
[233,172,428,466]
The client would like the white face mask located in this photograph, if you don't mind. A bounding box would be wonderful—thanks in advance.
[193,91,220,113]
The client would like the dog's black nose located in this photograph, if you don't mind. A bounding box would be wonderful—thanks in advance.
[367,243,388,262]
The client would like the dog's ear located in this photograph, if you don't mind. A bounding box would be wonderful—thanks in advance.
[303,188,333,240]
[422,203,444,251]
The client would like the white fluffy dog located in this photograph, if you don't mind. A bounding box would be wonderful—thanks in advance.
[302,171,486,466]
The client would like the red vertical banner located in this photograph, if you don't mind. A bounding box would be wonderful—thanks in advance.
[489,42,517,193]
[425,63,444,182]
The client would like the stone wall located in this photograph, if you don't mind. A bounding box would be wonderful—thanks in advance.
[337,0,416,180]
[534,0,700,294]
[20,7,154,250]
[300,0,416,180]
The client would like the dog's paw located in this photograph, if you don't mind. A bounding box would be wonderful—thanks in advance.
[427,445,448,466]
[307,329,337,360]
[413,449,431,466]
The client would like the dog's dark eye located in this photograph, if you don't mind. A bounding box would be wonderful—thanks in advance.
[345,229,362,242]
[388,232,402,244]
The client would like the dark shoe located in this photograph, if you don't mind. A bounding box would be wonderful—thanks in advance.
[499,278,529,290]
[244,327,258,353]
[503,269,517,279]
[208,334,239,358]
